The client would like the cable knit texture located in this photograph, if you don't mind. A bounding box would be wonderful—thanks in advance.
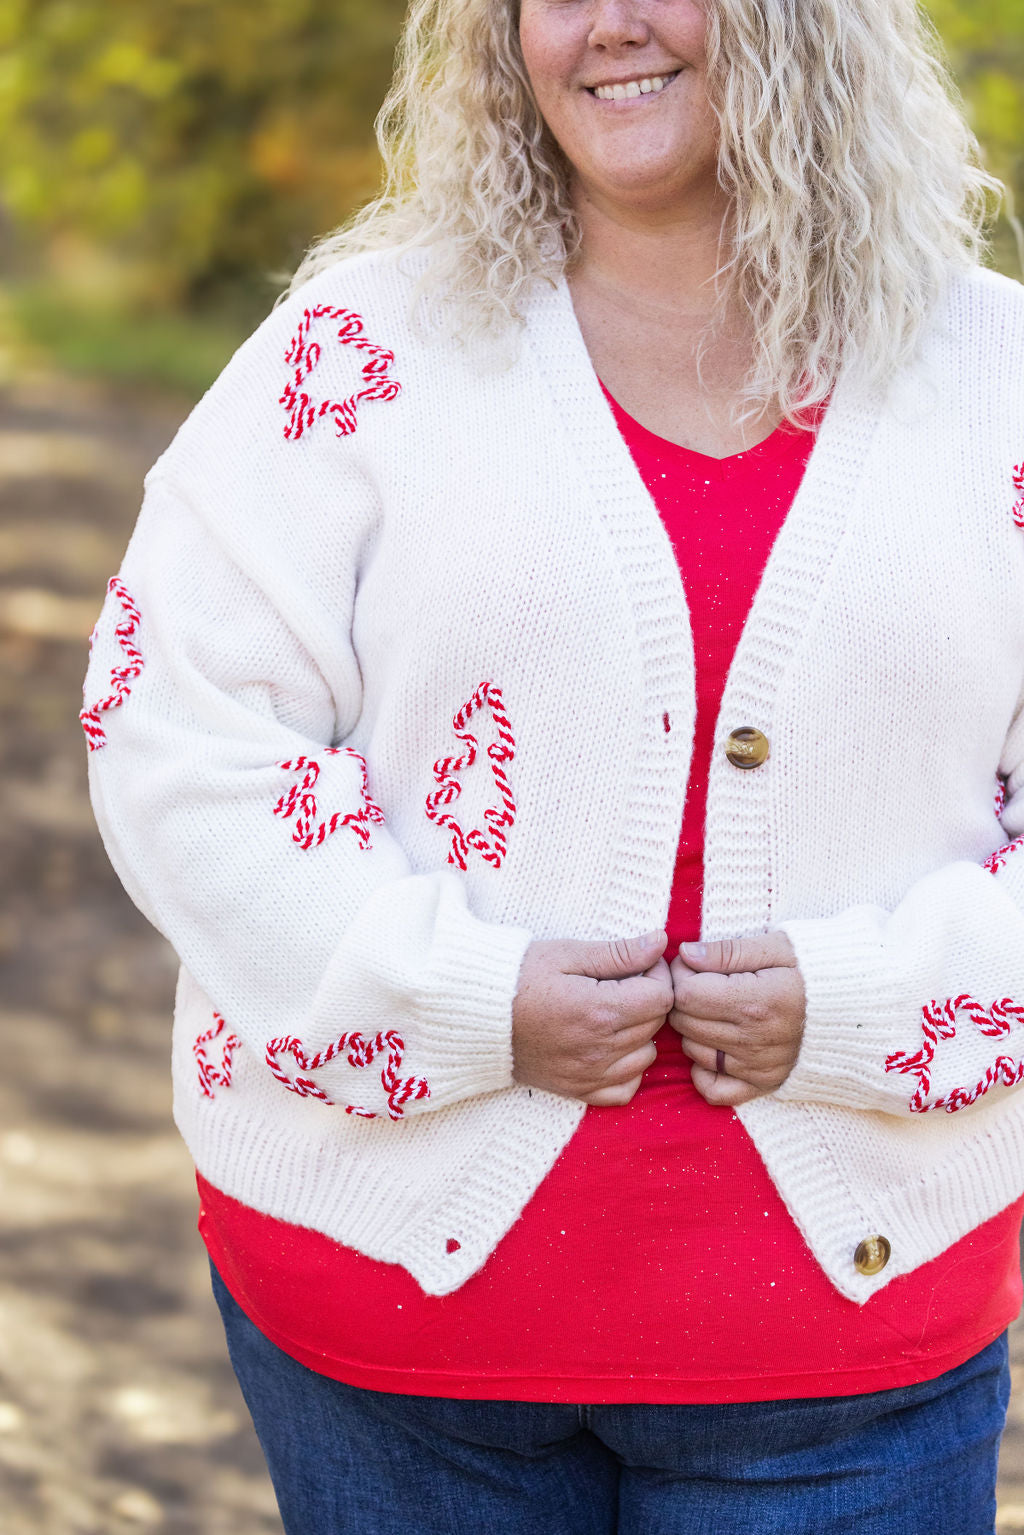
[84,251,1024,1300]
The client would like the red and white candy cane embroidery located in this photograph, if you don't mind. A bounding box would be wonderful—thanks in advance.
[885,994,1024,1113]
[280,306,400,443]
[274,748,385,851]
[194,1012,241,1100]
[79,578,144,751]
[265,1031,430,1120]
[985,835,1024,874]
[1013,462,1024,530]
[425,682,517,871]
[984,777,1023,871]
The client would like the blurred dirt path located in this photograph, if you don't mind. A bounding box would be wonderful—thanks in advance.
[0,375,281,1535]
[0,371,1022,1533]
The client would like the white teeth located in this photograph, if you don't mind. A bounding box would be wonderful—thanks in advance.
[593,73,676,102]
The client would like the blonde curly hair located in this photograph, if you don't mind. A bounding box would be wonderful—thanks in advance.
[290,0,1003,422]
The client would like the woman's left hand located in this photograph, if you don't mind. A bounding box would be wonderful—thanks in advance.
[668,933,806,1107]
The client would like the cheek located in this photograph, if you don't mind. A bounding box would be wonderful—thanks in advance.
[518,5,575,97]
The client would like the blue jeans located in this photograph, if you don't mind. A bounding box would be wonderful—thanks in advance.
[211,1263,1009,1534]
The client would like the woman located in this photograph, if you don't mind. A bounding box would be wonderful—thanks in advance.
[83,0,1024,1529]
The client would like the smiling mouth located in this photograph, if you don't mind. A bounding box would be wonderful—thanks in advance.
[588,72,680,103]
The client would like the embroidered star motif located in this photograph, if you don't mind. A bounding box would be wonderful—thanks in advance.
[274,748,385,852]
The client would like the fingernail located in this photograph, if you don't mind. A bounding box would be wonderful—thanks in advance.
[642,930,663,944]
[680,941,707,960]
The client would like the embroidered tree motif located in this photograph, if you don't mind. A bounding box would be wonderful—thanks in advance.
[274,748,385,851]
[425,682,517,871]
[279,306,401,443]
[79,578,144,751]
[265,1030,430,1120]
[884,994,1024,1112]
[1013,463,1024,530]
[194,1012,241,1100]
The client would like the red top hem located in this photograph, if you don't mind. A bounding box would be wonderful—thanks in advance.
[201,1203,1009,1404]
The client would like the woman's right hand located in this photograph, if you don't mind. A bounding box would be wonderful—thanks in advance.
[511,931,672,1105]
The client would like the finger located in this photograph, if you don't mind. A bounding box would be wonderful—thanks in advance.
[677,1033,771,1084]
[670,961,758,1017]
[677,1028,798,1087]
[594,971,674,1031]
[669,1003,748,1048]
[670,966,801,1038]
[568,930,667,982]
[583,1074,645,1107]
[676,931,797,976]
[689,1062,763,1108]
[676,1035,730,1076]
[599,1041,659,1086]
[609,1014,671,1055]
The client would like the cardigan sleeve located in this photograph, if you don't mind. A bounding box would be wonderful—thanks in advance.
[82,473,532,1121]
[774,704,1024,1117]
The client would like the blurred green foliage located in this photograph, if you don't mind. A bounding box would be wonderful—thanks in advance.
[0,0,1019,394]
[928,0,1024,270]
[0,0,407,308]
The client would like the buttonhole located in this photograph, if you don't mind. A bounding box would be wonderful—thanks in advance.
[446,1238,461,1255]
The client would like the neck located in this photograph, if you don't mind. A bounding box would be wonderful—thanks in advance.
[570,177,736,327]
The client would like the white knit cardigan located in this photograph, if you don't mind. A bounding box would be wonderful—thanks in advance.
[84,251,1024,1301]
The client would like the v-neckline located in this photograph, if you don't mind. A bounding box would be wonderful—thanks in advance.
[598,379,816,480]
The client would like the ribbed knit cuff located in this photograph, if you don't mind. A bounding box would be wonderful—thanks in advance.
[773,905,909,1112]
[414,900,533,1104]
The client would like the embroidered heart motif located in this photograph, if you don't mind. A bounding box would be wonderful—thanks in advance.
[884,993,1024,1112]
[274,748,385,851]
[425,682,517,870]
[1013,463,1024,530]
[280,306,401,443]
[265,1030,430,1120]
[194,1012,241,1100]
[79,577,144,752]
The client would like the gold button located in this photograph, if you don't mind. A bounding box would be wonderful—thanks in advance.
[725,727,770,769]
[853,1235,891,1276]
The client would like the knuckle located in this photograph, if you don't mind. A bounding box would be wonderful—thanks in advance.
[587,998,620,1035]
[656,979,675,1012]
[719,937,741,970]
[578,1042,612,1077]
[739,997,769,1029]
[608,937,634,970]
